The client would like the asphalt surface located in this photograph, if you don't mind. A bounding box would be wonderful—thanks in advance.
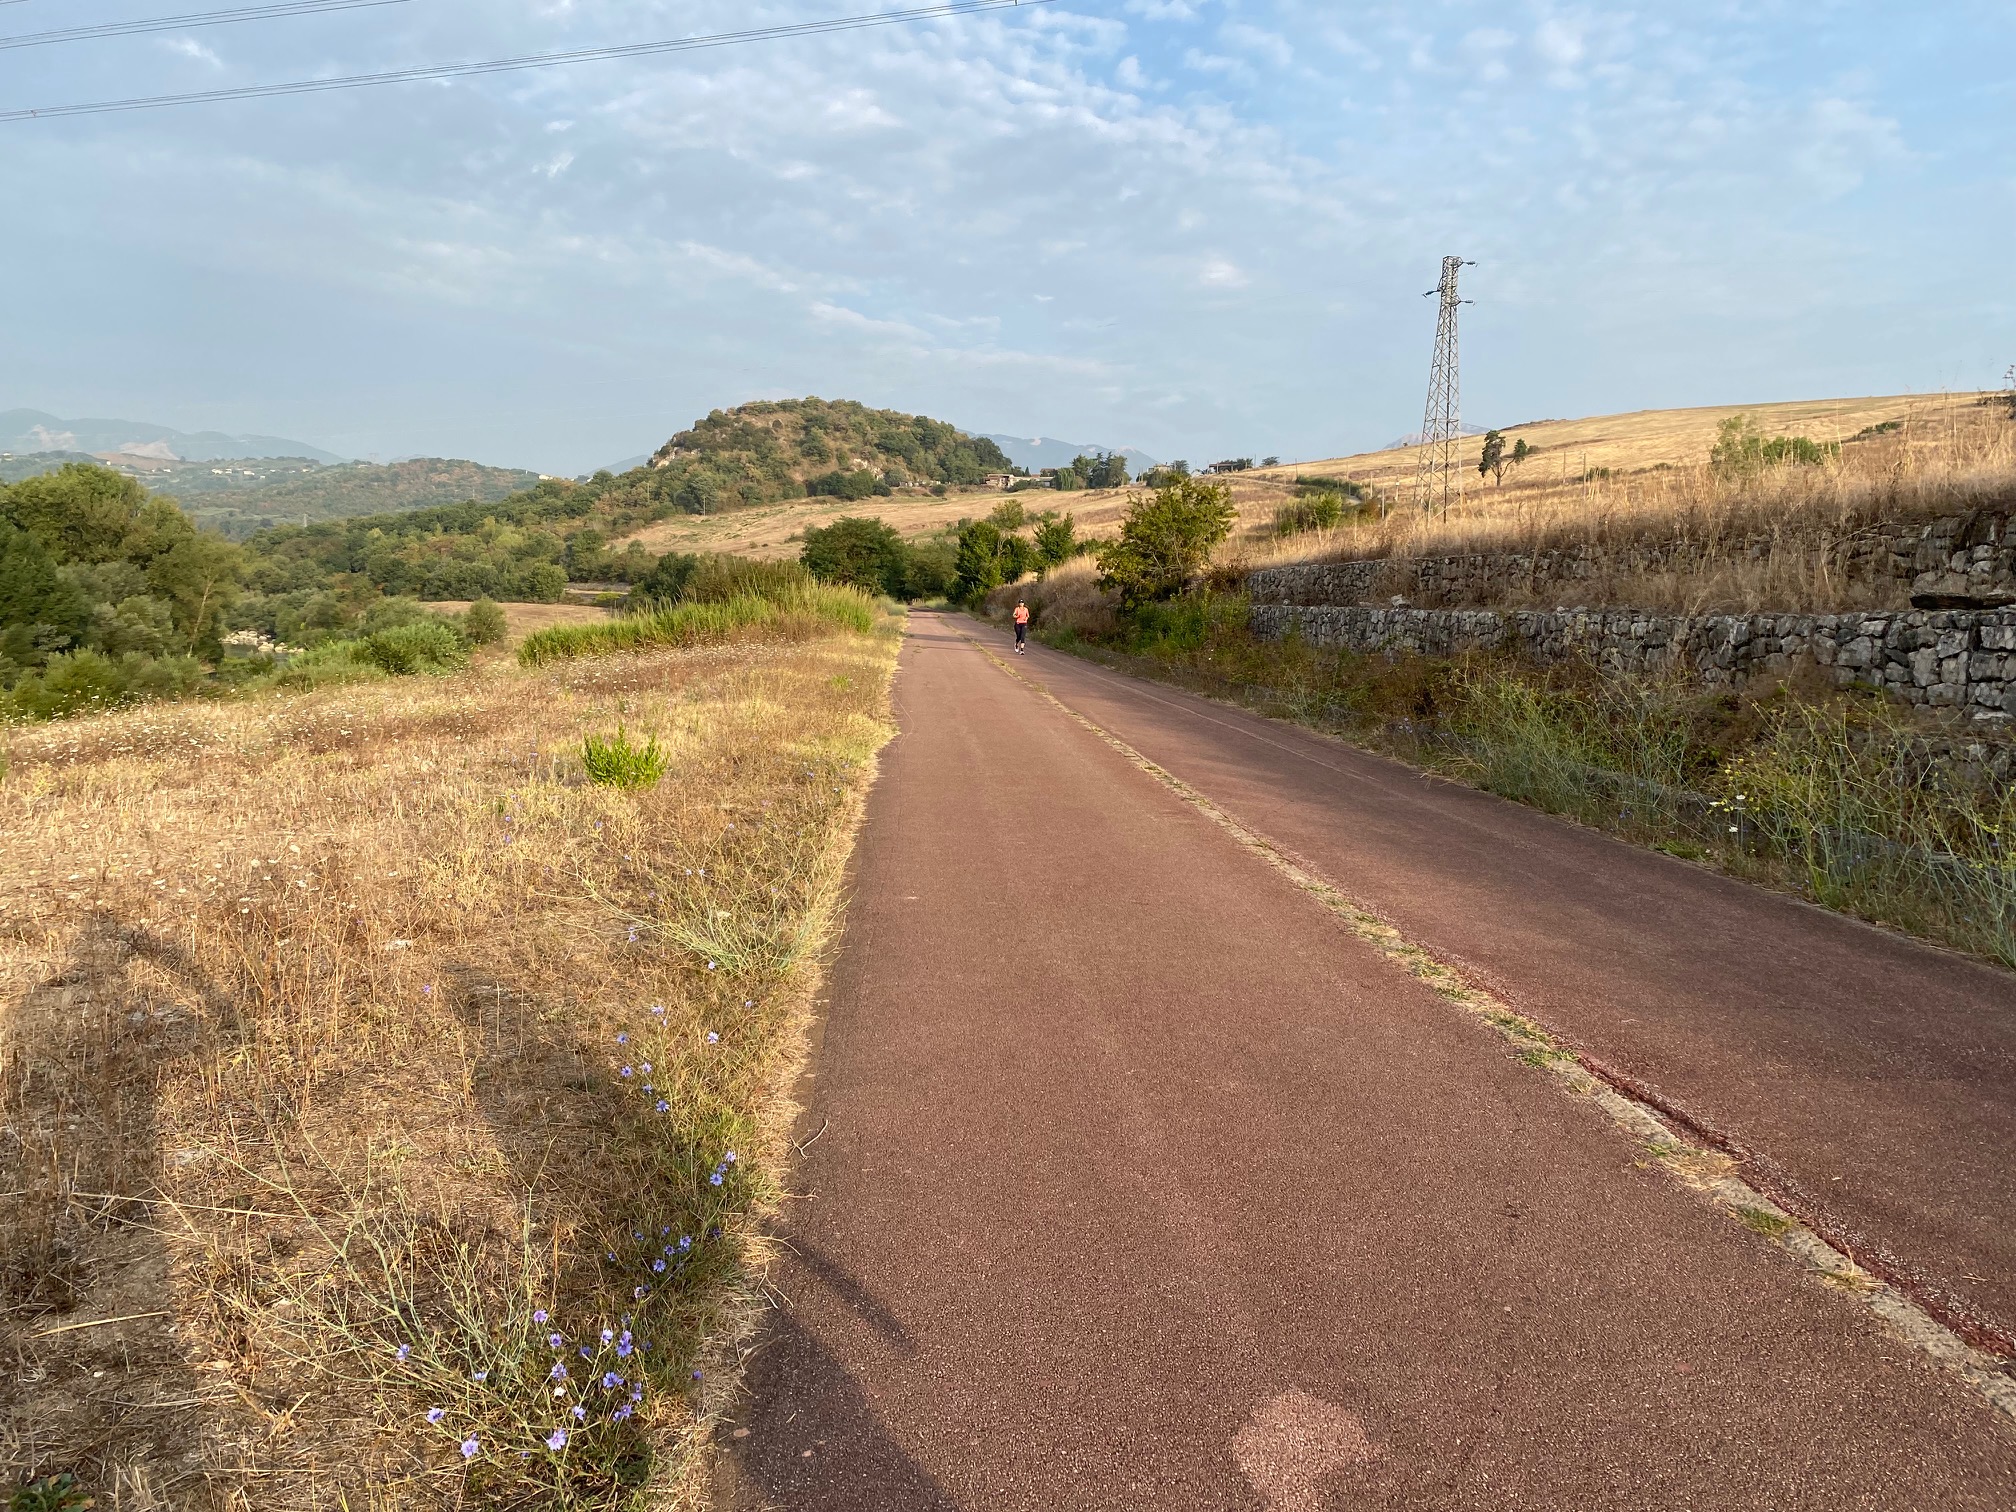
[722,613,2016,1510]
[971,619,2016,1355]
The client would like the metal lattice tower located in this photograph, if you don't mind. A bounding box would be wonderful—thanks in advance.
[1414,255,1473,516]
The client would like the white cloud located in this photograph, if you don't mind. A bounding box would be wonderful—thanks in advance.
[1198,257,1249,289]
[161,37,223,68]
[1222,23,1294,70]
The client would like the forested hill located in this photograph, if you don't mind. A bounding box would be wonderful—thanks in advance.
[163,456,545,537]
[636,397,1013,511]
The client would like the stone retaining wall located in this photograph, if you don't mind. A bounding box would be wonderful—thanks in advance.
[1249,602,2016,724]
[1247,508,2016,612]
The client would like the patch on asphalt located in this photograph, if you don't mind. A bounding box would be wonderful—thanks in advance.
[1233,1390,1379,1511]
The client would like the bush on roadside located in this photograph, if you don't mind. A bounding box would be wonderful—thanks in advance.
[1096,477,1237,608]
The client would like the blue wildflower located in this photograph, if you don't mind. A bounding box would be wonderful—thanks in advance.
[461,1437,480,1460]
[706,1031,719,1044]
[616,1032,629,1045]
[600,1329,614,1345]
[548,1333,564,1349]
[656,1100,670,1113]
[572,1404,587,1420]
[533,1309,548,1324]
[709,1173,723,1187]
[395,1344,411,1362]
[472,1370,488,1383]
[602,1372,623,1389]
[547,1428,567,1451]
[427,1407,445,1425]
[550,1363,568,1381]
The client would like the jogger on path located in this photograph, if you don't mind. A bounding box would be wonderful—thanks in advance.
[1012,600,1030,654]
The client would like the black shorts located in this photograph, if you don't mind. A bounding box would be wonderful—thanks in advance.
[1014,622,1027,643]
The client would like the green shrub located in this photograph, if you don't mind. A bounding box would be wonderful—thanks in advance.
[1274,491,1346,536]
[1096,477,1237,608]
[462,597,509,645]
[1710,415,1840,476]
[680,554,814,604]
[518,582,876,665]
[361,619,469,675]
[272,639,389,690]
[581,725,670,789]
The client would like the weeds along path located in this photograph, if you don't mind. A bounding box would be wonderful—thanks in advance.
[980,620,2016,1356]
[720,613,2016,1511]
[0,614,899,1507]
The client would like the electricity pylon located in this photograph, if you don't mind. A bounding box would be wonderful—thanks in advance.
[1414,255,1474,516]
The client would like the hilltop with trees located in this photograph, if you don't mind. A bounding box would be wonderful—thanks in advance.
[628,398,1014,514]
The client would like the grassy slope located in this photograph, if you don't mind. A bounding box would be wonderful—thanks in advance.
[616,394,2007,568]
[0,609,901,1506]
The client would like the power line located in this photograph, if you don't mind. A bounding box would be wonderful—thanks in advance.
[1,0,1055,122]
[1,0,408,53]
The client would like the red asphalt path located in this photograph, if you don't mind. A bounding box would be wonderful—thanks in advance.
[722,613,2016,1510]
[978,617,2016,1356]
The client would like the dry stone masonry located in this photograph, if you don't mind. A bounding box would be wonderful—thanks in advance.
[1248,602,2016,724]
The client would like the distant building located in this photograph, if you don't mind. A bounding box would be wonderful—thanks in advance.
[982,473,1017,490]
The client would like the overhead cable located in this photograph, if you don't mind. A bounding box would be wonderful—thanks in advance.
[1,0,1055,121]
[0,0,410,52]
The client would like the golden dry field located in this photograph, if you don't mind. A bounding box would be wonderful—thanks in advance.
[611,394,2011,576]
[1239,391,2013,570]
[0,613,900,1507]
[420,601,612,645]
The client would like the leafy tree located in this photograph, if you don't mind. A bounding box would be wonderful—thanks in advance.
[1478,430,1507,485]
[1096,477,1237,608]
[987,500,1028,532]
[0,520,91,673]
[631,551,700,604]
[802,515,907,595]
[1510,438,1534,471]
[807,468,890,501]
[462,597,509,645]
[954,520,1005,602]
[1033,512,1080,567]
[1072,452,1130,489]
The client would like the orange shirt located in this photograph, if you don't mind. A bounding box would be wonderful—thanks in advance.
[1013,606,1030,624]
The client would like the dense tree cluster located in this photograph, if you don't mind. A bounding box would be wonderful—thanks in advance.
[1,463,242,715]
[627,398,1013,515]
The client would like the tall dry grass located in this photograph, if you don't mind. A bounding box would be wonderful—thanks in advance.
[1240,397,2016,611]
[1,613,902,1507]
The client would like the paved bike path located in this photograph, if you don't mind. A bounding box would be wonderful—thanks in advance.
[975,620,2016,1356]
[721,614,2016,1510]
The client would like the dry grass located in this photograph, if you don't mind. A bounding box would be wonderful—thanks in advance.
[0,612,902,1507]
[1242,393,2015,596]
[610,482,1185,562]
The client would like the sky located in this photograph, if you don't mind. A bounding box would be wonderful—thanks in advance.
[3,0,2012,474]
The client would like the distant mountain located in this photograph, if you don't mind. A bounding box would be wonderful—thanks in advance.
[0,407,345,464]
[597,453,654,476]
[980,433,1161,473]
[1382,424,1492,450]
